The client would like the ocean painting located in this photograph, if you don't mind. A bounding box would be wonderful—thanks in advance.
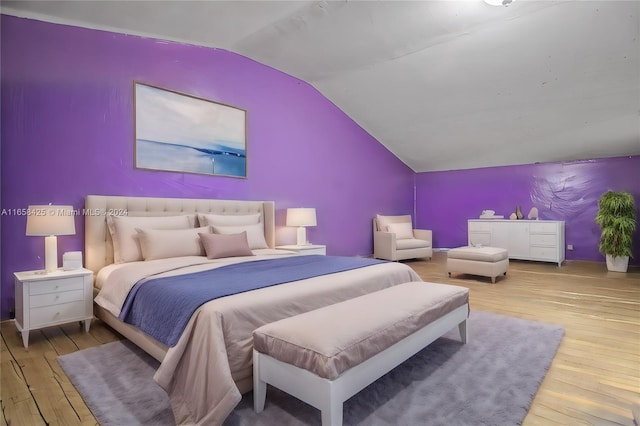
[135,82,246,178]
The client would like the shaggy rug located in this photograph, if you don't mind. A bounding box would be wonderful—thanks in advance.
[58,311,564,425]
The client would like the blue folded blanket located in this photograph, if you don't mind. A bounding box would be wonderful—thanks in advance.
[119,255,386,346]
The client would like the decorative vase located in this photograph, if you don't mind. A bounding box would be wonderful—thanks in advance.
[515,205,524,220]
[605,255,629,273]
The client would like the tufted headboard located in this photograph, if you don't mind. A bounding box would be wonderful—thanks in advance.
[84,195,275,274]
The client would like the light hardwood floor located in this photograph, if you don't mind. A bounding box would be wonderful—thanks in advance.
[1,253,639,425]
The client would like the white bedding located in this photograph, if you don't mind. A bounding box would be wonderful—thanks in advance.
[94,253,421,425]
[94,249,294,312]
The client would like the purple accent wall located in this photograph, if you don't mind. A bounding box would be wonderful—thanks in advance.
[415,156,640,264]
[0,16,414,319]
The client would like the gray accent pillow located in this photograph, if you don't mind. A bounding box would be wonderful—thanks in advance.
[199,232,254,259]
[211,223,268,249]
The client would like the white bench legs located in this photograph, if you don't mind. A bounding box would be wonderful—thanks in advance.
[253,304,469,426]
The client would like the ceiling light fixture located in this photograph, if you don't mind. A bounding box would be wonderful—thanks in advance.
[483,0,514,6]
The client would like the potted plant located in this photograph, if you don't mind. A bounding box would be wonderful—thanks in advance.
[595,191,637,272]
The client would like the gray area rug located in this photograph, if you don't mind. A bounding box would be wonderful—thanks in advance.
[58,311,564,426]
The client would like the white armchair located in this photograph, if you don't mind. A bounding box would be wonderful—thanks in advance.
[373,214,432,261]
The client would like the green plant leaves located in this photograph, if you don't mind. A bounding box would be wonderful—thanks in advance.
[595,191,637,258]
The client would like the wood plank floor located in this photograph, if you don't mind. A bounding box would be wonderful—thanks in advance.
[1,252,639,425]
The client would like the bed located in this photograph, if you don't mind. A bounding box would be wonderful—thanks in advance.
[85,195,422,425]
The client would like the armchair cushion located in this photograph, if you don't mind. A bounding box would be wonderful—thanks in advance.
[387,222,414,240]
[396,239,432,250]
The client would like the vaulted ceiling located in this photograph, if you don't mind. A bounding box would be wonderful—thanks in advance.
[3,0,639,172]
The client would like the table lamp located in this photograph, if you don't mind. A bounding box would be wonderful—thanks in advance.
[26,205,76,273]
[286,208,317,246]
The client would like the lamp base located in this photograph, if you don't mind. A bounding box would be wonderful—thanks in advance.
[44,235,58,273]
[296,227,309,246]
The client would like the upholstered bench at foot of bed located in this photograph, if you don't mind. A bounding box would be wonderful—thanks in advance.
[252,281,469,426]
[447,246,509,283]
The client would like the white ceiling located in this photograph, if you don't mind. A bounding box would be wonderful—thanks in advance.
[3,0,639,172]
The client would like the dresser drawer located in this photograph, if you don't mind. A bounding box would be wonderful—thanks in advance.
[468,221,492,232]
[530,234,557,247]
[530,246,557,261]
[468,232,491,247]
[29,277,84,295]
[30,301,86,327]
[30,290,84,308]
[529,222,558,234]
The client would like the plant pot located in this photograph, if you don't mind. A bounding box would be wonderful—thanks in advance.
[605,255,629,272]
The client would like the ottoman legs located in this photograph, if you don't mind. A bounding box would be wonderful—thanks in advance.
[447,258,509,283]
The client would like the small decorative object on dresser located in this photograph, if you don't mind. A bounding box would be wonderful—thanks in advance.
[515,205,524,220]
[14,268,93,348]
[528,207,539,220]
[276,244,326,255]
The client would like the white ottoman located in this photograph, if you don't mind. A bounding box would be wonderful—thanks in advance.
[447,246,509,283]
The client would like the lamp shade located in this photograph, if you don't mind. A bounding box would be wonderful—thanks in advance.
[286,208,317,227]
[26,205,76,236]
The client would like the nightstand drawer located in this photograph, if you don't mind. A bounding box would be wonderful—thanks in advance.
[29,277,84,295]
[30,301,85,327]
[530,234,557,246]
[30,290,84,308]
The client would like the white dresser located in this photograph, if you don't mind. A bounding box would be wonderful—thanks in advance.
[468,219,565,266]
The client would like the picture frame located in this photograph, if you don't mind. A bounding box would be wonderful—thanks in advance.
[134,82,247,178]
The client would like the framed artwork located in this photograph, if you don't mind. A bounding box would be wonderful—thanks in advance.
[134,82,247,178]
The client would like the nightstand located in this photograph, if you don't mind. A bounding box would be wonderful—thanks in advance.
[14,268,94,348]
[276,244,327,255]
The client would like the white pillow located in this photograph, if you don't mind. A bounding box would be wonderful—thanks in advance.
[387,222,414,240]
[107,215,192,263]
[211,223,268,250]
[198,213,261,227]
[136,226,210,261]
[376,214,412,232]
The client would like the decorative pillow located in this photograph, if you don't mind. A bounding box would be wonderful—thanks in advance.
[136,226,210,261]
[199,232,254,259]
[106,215,192,263]
[211,223,269,250]
[387,222,414,240]
[376,214,413,232]
[198,213,261,227]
